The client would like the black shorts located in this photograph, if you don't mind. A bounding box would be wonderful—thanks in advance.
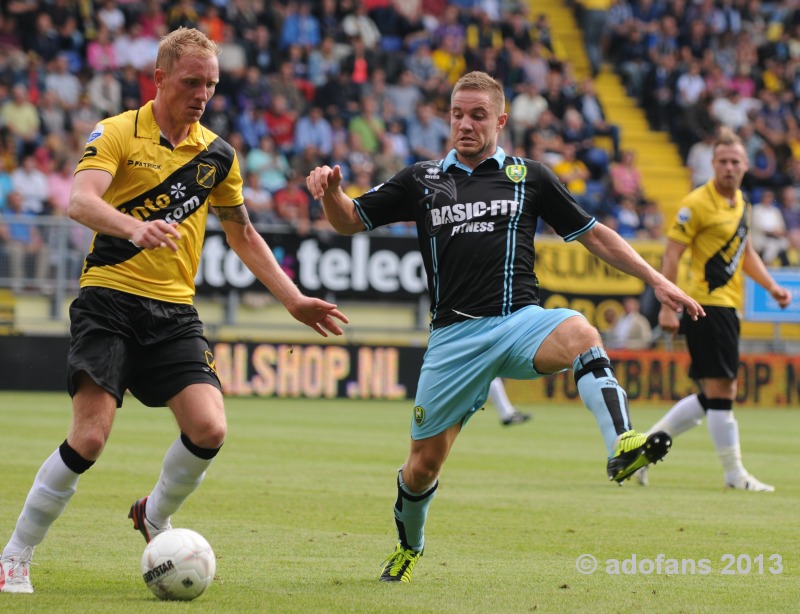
[680,305,740,380]
[67,287,221,407]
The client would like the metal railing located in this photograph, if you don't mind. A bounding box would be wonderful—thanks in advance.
[0,213,88,318]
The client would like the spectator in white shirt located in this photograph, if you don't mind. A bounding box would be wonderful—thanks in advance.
[675,60,707,110]
[710,88,758,131]
[11,156,49,215]
[509,81,548,149]
[44,54,83,111]
[96,0,127,35]
[751,189,790,266]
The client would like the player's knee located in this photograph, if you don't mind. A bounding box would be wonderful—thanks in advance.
[201,422,227,449]
[405,457,441,491]
[70,429,108,460]
[537,317,604,373]
[570,319,603,353]
[186,419,227,450]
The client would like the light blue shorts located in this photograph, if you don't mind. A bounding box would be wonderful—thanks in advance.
[411,305,584,440]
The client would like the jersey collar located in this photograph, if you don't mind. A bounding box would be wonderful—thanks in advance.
[442,146,507,174]
[135,100,209,150]
[706,179,743,208]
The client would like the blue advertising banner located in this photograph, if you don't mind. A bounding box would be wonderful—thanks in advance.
[744,269,800,323]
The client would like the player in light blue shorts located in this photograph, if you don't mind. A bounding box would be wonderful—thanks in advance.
[412,305,579,439]
[307,70,704,583]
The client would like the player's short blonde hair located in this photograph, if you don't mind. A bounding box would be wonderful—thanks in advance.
[452,71,505,115]
[713,126,744,151]
[157,27,218,74]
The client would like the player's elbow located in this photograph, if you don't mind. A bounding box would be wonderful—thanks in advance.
[324,209,366,235]
[67,192,89,224]
[329,219,365,235]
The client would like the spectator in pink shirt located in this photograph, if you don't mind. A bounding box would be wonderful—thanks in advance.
[46,157,73,216]
[85,23,118,73]
[609,149,644,204]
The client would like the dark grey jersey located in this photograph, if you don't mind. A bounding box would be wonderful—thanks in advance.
[353,149,596,329]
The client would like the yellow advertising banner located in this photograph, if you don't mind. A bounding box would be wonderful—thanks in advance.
[505,350,800,407]
[534,238,800,339]
[534,237,666,295]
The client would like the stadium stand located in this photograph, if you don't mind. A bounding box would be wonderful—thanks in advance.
[0,0,797,346]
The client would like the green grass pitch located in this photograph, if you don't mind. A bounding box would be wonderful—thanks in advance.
[1,391,798,613]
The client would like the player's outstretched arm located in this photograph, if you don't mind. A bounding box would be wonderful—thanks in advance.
[306,164,366,235]
[216,205,349,337]
[743,241,792,309]
[577,222,705,320]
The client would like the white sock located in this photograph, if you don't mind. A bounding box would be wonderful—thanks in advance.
[488,377,515,420]
[3,449,80,557]
[648,394,704,437]
[146,437,214,528]
[707,410,746,482]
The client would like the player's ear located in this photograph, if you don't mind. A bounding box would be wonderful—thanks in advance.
[497,112,509,131]
[153,68,166,88]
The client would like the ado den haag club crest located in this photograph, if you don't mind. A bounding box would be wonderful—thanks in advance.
[505,164,527,183]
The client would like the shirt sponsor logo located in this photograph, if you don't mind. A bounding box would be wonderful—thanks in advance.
[121,193,201,224]
[426,199,519,235]
[425,166,441,180]
[170,182,187,199]
[127,159,162,170]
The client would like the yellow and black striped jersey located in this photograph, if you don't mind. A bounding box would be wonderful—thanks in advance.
[75,101,243,304]
[666,180,748,309]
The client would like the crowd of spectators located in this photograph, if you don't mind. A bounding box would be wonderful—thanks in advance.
[596,0,800,263]
[0,2,627,237]
[0,0,799,293]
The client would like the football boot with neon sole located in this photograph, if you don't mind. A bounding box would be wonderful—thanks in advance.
[607,430,671,484]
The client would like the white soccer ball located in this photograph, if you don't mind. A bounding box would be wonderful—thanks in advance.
[140,528,216,601]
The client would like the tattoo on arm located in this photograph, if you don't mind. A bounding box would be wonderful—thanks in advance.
[213,205,249,225]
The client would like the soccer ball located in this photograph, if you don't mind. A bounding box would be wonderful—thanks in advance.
[140,528,216,601]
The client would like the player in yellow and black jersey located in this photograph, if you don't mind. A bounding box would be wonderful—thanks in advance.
[639,127,791,492]
[74,92,242,303]
[0,28,348,594]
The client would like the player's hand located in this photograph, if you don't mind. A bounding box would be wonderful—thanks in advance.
[306,165,343,200]
[658,304,681,335]
[653,280,705,326]
[129,220,182,251]
[771,285,792,309]
[288,296,349,337]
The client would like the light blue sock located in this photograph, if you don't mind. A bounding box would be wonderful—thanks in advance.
[573,347,631,457]
[393,468,438,552]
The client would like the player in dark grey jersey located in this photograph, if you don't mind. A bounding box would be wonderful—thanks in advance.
[307,71,704,583]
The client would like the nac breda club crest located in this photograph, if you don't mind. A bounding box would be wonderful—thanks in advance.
[505,164,527,183]
[196,163,216,189]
